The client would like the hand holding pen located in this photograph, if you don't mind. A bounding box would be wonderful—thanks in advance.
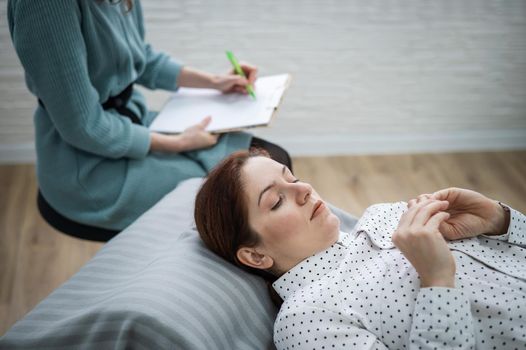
[211,60,258,97]
[225,51,257,99]
[177,51,257,98]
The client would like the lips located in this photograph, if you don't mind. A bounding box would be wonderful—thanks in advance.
[310,200,324,220]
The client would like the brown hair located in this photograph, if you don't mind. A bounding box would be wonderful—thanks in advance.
[194,149,283,307]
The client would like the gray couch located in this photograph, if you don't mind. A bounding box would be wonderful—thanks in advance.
[0,178,358,349]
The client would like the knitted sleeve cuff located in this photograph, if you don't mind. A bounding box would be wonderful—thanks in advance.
[126,124,151,159]
[155,58,183,92]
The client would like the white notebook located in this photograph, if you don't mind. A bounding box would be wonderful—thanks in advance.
[150,74,291,133]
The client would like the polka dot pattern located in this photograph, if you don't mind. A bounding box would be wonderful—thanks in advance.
[272,203,526,349]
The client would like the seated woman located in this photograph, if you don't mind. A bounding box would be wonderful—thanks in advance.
[195,149,526,349]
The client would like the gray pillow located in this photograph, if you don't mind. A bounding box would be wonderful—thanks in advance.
[0,178,357,350]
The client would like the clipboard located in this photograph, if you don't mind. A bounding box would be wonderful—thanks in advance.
[149,74,292,134]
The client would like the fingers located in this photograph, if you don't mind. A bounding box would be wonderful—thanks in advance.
[417,193,432,202]
[394,206,450,240]
[400,198,433,227]
[407,193,432,208]
[233,85,247,94]
[222,75,249,94]
[235,75,249,86]
[431,187,460,201]
[412,200,449,226]
[400,198,449,228]
[198,116,212,129]
[199,117,219,144]
[224,63,257,94]
[427,211,450,230]
[226,69,250,83]
[239,62,258,84]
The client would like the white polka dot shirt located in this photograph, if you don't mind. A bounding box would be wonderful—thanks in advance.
[273,202,526,349]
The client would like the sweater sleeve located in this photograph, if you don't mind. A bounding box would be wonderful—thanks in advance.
[132,1,183,91]
[9,0,150,159]
[482,206,526,248]
[409,287,475,349]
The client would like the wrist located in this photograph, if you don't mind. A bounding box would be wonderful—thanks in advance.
[150,132,163,152]
[178,67,217,89]
[495,201,511,235]
[150,132,185,153]
[208,74,221,90]
[485,201,510,236]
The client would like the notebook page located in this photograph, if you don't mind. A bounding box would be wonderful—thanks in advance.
[150,74,290,133]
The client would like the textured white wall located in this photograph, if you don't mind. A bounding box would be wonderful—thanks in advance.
[1,0,526,162]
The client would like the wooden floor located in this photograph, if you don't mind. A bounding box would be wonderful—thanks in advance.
[1,151,525,335]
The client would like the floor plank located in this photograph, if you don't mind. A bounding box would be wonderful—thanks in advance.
[0,165,103,334]
[1,150,525,335]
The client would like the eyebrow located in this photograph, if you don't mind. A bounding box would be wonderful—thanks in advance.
[257,165,286,207]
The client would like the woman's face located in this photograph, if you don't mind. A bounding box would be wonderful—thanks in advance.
[239,156,340,274]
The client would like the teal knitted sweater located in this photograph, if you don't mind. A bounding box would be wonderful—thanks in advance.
[8,0,251,230]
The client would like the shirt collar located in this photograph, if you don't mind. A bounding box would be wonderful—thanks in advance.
[272,231,350,301]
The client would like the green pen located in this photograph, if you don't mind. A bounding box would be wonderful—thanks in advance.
[225,50,256,99]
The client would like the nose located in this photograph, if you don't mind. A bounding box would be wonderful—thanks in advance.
[294,181,312,205]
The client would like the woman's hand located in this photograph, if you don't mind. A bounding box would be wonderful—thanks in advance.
[392,199,456,288]
[409,188,510,240]
[179,116,219,150]
[177,64,258,94]
[150,116,218,153]
[212,62,258,94]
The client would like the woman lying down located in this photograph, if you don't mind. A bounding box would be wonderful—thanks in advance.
[194,150,526,349]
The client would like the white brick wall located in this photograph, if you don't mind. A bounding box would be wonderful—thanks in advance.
[1,0,525,162]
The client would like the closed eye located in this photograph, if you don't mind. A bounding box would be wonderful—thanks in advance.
[271,194,283,211]
[271,179,300,211]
